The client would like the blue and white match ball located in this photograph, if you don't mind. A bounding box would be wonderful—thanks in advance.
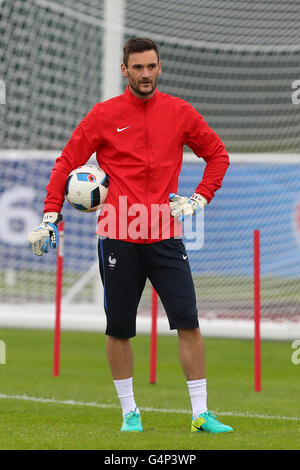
[65,165,109,212]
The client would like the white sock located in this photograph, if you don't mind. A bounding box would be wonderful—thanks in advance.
[113,377,139,417]
[187,378,207,420]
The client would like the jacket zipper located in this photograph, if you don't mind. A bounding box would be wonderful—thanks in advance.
[143,103,150,243]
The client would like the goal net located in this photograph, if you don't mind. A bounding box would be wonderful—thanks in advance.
[1,0,300,339]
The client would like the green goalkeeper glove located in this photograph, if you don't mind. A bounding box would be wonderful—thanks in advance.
[169,193,207,221]
[28,212,63,256]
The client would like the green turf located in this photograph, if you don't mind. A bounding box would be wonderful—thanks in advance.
[0,328,299,450]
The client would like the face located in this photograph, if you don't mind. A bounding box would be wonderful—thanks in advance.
[121,50,161,99]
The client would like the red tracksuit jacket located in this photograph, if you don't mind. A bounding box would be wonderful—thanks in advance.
[44,86,229,243]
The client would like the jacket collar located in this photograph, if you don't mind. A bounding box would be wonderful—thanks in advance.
[123,85,159,107]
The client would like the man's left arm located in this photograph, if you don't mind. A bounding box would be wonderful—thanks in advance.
[169,103,229,221]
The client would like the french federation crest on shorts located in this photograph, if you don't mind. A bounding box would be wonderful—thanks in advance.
[108,253,117,270]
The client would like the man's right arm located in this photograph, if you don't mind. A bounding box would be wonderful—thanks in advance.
[44,104,103,214]
[28,104,103,256]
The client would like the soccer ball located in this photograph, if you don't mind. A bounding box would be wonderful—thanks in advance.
[65,165,109,212]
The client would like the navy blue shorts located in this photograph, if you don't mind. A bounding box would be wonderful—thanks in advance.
[98,238,199,338]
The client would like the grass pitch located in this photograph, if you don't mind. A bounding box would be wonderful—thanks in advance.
[0,328,299,450]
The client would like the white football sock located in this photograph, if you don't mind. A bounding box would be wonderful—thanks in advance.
[113,377,139,417]
[187,378,207,420]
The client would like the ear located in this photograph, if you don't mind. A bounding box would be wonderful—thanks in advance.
[121,63,128,78]
[158,61,162,76]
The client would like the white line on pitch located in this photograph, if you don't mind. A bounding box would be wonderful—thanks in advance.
[0,393,299,422]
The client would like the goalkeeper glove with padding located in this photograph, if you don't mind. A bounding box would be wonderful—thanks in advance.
[169,193,207,221]
[28,212,63,256]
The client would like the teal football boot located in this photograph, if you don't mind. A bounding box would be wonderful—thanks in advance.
[191,410,233,434]
[121,407,143,432]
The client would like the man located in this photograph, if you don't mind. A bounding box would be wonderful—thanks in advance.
[28,38,233,434]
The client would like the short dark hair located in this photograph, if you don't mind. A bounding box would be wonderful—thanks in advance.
[123,37,159,67]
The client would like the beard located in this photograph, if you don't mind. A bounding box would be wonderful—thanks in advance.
[127,75,158,97]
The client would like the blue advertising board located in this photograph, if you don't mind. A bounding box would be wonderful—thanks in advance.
[0,158,300,278]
